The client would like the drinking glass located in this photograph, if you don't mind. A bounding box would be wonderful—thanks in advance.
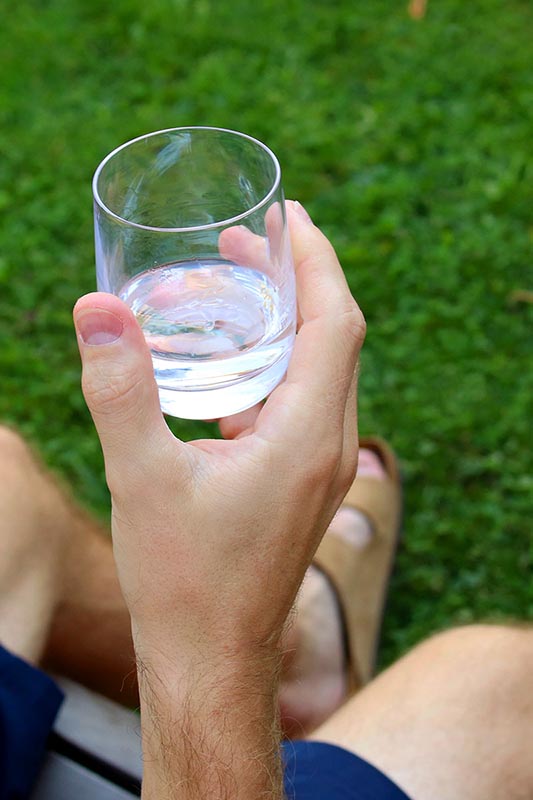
[93,127,296,420]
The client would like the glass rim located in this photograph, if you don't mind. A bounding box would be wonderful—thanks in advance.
[92,126,282,233]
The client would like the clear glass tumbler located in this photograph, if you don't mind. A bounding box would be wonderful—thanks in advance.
[93,127,296,420]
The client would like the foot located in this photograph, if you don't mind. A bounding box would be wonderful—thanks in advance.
[279,448,386,738]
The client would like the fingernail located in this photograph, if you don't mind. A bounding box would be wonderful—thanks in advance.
[76,309,124,345]
[293,201,313,224]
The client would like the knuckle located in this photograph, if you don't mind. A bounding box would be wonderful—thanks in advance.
[337,303,366,345]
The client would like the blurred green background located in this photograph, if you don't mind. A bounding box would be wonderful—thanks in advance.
[0,0,532,666]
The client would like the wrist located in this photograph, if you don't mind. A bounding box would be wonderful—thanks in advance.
[131,615,284,683]
[136,647,284,800]
[134,634,283,720]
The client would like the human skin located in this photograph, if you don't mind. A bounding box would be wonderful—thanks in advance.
[73,201,365,799]
[0,422,378,736]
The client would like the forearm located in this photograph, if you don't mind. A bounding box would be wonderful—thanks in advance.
[136,648,285,800]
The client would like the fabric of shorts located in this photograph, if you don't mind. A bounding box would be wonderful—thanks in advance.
[282,739,412,800]
[0,644,64,800]
[0,643,411,800]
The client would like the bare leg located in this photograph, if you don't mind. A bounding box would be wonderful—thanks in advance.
[0,425,137,703]
[0,427,65,664]
[0,425,384,726]
[311,624,533,800]
[47,446,383,717]
[43,517,138,706]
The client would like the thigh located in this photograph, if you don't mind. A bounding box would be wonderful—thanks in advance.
[310,625,533,800]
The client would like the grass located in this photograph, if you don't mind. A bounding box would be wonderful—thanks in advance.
[0,0,532,666]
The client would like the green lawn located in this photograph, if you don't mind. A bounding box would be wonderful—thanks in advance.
[0,0,532,666]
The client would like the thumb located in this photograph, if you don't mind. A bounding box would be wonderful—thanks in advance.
[73,292,173,490]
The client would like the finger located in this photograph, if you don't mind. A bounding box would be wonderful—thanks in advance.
[218,203,284,279]
[73,292,177,492]
[256,202,366,447]
[218,402,263,439]
[218,225,269,271]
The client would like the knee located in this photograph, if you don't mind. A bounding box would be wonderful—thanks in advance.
[421,622,531,658]
[413,624,533,703]
[0,425,32,464]
[0,427,40,489]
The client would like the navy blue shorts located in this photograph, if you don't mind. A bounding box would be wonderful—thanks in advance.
[0,645,64,799]
[0,644,410,800]
[282,740,411,799]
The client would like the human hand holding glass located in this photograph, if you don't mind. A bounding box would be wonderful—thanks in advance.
[93,127,296,419]
[74,204,365,798]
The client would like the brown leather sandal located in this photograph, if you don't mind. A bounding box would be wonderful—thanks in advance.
[312,436,402,694]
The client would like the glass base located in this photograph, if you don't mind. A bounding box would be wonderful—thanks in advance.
[157,351,290,420]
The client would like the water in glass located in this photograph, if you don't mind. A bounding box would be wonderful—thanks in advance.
[119,259,294,419]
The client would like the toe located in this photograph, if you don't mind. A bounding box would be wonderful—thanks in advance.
[357,447,386,480]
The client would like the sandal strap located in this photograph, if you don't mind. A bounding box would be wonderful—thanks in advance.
[312,538,365,693]
[344,475,400,540]
[312,437,402,692]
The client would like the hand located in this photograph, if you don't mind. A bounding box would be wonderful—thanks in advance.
[73,201,365,798]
